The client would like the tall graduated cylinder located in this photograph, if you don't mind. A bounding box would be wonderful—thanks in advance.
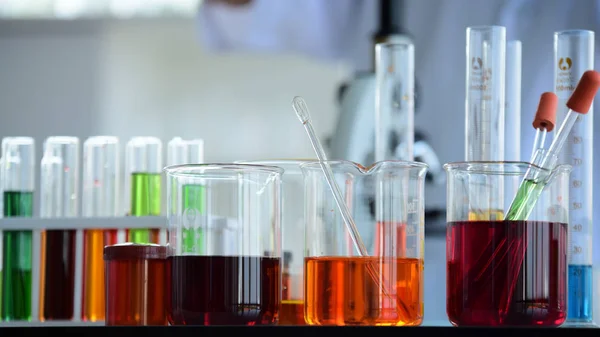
[165,164,283,326]
[445,162,571,327]
[301,160,427,326]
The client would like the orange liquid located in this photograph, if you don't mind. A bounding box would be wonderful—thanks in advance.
[304,256,423,326]
[279,300,305,325]
[82,229,117,321]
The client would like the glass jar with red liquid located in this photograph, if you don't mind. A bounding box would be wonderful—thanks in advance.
[164,164,283,326]
[444,161,571,327]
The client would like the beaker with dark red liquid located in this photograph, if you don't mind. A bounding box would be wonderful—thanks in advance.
[104,243,167,326]
[444,161,571,327]
[164,164,283,326]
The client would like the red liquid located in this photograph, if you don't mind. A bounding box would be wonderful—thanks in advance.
[42,230,76,320]
[447,220,567,326]
[167,255,280,326]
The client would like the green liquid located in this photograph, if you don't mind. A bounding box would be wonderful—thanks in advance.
[129,172,162,243]
[2,191,33,321]
[504,179,545,221]
[182,184,206,253]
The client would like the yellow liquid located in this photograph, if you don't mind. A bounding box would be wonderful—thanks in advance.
[82,230,108,321]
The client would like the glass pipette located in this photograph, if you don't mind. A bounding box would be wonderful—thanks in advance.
[505,70,600,221]
[292,96,409,317]
[292,96,368,256]
[530,93,557,162]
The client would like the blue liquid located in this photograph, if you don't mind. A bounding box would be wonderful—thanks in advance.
[567,265,593,322]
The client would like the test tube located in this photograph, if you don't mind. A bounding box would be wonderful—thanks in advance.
[465,26,506,161]
[1,137,35,321]
[554,30,594,324]
[505,40,522,161]
[81,136,120,322]
[39,137,79,321]
[167,138,205,253]
[125,137,162,244]
[375,41,415,162]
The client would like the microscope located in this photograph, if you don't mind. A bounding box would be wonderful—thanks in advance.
[327,0,445,235]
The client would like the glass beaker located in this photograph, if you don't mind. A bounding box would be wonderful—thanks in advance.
[165,164,283,326]
[301,160,427,326]
[236,159,315,325]
[444,161,571,327]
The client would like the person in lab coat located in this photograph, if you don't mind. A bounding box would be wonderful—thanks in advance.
[198,0,600,324]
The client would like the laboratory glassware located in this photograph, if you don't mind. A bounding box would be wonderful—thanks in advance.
[167,137,205,253]
[165,164,282,326]
[1,137,35,321]
[445,161,571,326]
[39,136,79,321]
[530,93,557,162]
[237,159,314,325]
[375,41,415,162]
[505,71,600,221]
[554,30,595,324]
[81,136,120,322]
[301,160,427,326]
[465,26,506,161]
[104,243,167,326]
[506,40,521,161]
[125,137,163,244]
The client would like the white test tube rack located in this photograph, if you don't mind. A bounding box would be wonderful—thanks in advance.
[0,216,167,327]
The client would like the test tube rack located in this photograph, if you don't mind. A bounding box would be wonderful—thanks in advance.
[0,216,167,326]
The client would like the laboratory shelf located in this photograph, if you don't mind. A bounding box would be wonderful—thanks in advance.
[1,326,599,337]
[0,215,167,230]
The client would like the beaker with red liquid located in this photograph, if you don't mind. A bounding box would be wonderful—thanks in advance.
[301,160,427,326]
[444,162,571,327]
[164,164,283,326]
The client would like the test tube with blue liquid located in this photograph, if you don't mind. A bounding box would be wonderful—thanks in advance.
[167,137,205,253]
[554,30,595,324]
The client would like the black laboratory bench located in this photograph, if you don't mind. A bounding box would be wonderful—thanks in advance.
[1,326,599,337]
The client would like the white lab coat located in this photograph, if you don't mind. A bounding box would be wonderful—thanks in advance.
[200,0,600,324]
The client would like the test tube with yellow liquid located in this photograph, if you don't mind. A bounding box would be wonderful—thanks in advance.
[125,137,162,244]
[81,136,120,321]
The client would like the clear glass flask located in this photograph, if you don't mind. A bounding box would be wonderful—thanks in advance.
[1,137,35,321]
[165,164,283,326]
[39,136,79,321]
[445,161,571,326]
[237,159,314,325]
[554,30,595,324]
[125,137,163,244]
[81,136,120,322]
[301,160,427,326]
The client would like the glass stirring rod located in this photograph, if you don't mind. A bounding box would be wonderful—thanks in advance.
[292,96,369,256]
[530,93,557,162]
[505,70,600,221]
[292,96,411,317]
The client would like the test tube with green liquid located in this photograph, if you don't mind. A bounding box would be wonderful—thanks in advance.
[1,137,35,321]
[125,137,162,244]
[167,137,205,253]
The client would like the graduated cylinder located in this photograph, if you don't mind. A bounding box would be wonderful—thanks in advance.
[301,160,427,326]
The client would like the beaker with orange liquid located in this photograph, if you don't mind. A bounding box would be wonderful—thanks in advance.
[301,160,427,326]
